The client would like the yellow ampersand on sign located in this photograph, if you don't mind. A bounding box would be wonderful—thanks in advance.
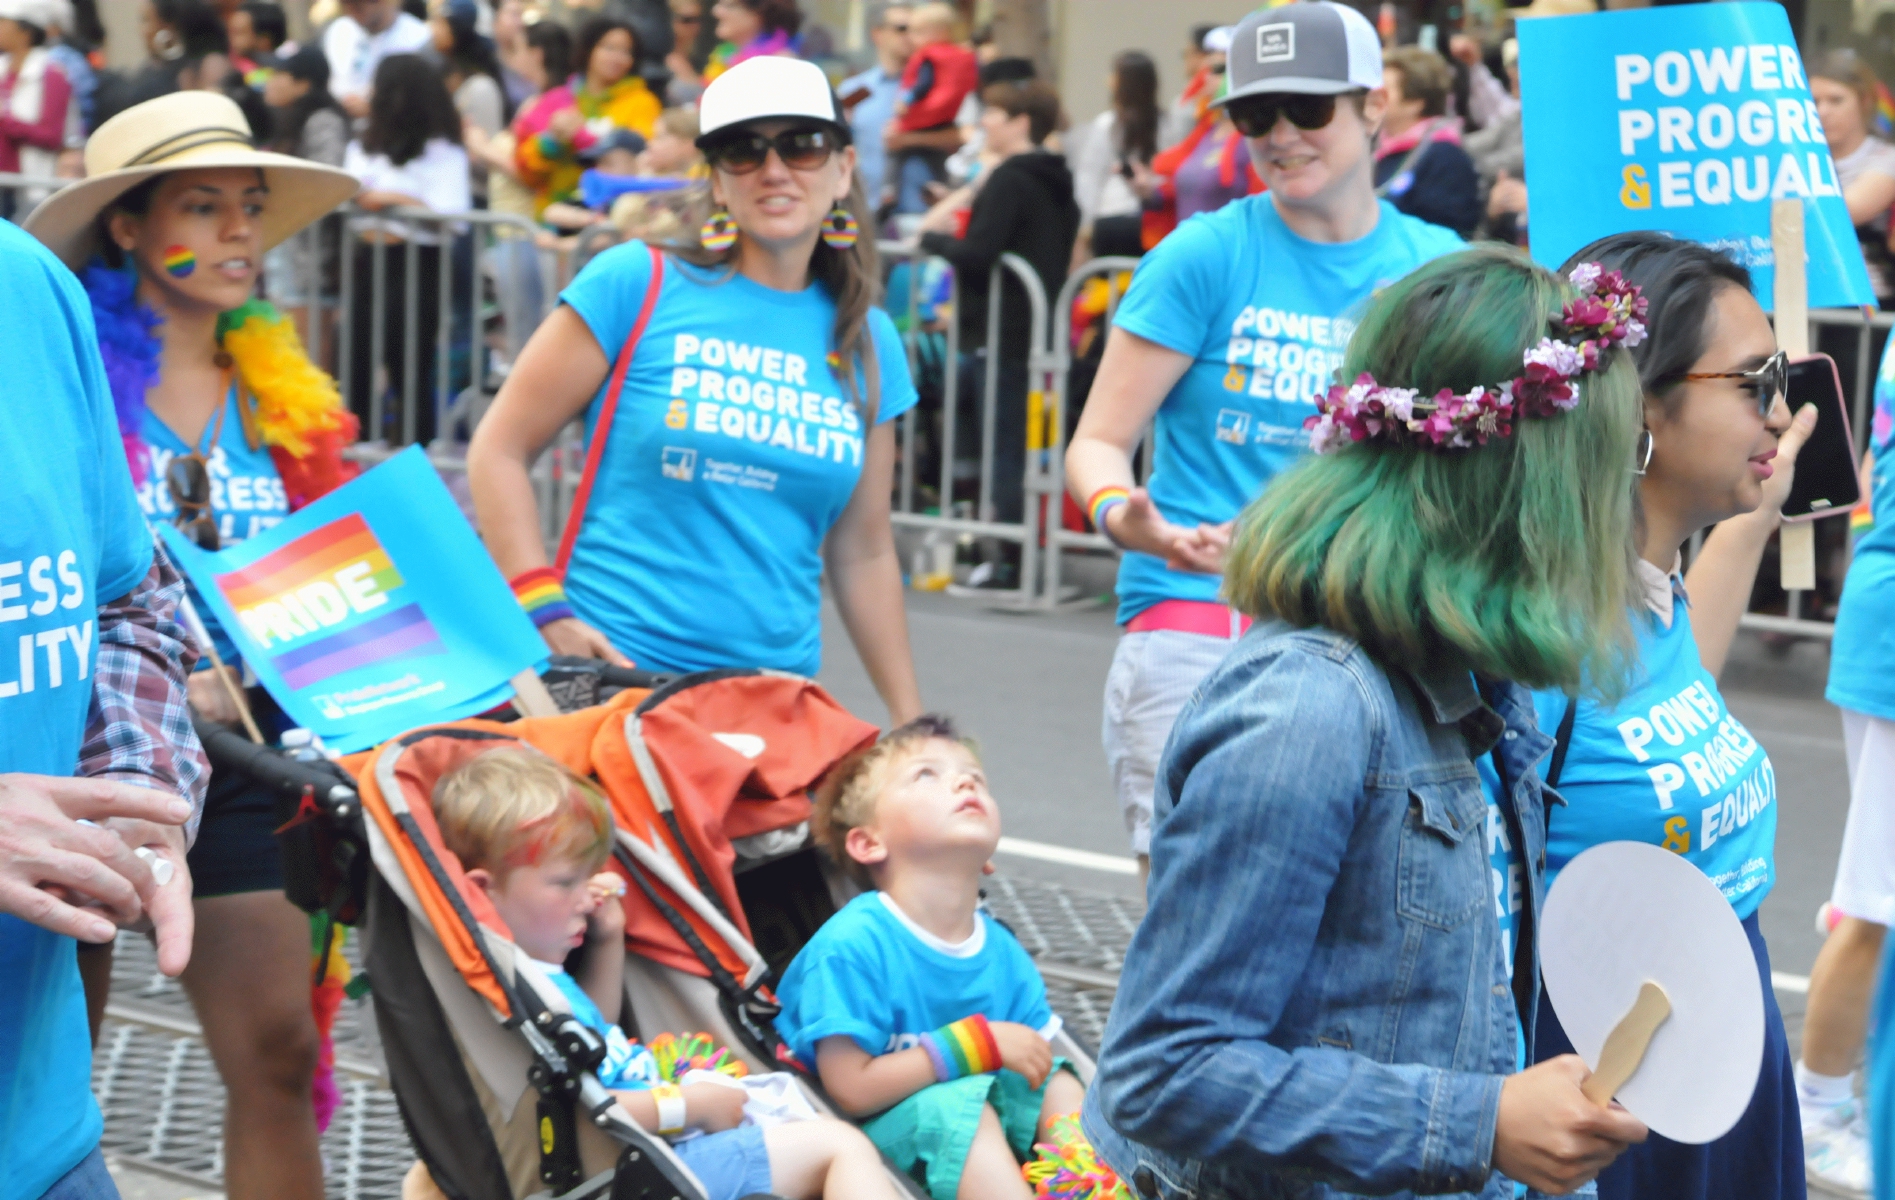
[1620,165,1652,211]
[665,399,688,429]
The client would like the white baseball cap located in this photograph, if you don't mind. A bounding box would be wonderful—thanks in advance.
[696,57,850,147]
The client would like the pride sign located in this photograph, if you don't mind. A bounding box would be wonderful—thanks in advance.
[160,447,547,751]
[220,515,445,690]
[1519,2,1872,309]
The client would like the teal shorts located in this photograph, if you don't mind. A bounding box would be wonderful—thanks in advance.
[862,1059,1076,1200]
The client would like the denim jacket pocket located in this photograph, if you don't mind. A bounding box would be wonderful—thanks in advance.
[1395,780,1488,930]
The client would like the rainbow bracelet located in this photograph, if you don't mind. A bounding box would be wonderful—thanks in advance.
[1087,486,1130,549]
[510,567,575,629]
[918,1013,1003,1083]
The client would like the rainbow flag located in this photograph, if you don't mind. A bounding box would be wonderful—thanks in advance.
[215,512,444,690]
[1877,81,1895,141]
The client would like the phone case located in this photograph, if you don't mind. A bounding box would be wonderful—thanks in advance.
[1782,352,1861,524]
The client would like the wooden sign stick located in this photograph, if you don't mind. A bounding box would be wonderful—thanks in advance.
[1582,980,1672,1106]
[1773,199,1817,592]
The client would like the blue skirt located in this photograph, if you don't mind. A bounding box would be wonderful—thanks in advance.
[1532,912,1805,1200]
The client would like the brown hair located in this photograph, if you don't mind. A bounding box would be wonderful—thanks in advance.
[433,747,614,879]
[1812,49,1882,125]
[981,78,1061,145]
[1384,46,1453,120]
[811,714,971,890]
[668,168,883,421]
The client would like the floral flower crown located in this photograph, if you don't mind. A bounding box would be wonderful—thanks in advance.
[1304,262,1648,455]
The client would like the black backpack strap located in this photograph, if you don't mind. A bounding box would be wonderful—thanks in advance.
[1546,696,1579,790]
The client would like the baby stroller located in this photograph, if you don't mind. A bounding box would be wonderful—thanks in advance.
[205,662,1096,1199]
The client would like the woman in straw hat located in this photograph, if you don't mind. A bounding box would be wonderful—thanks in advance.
[24,89,357,1200]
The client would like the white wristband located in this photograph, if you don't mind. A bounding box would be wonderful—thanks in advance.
[652,1083,686,1135]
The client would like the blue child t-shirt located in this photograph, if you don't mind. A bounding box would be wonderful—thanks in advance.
[135,389,290,666]
[537,962,664,1091]
[0,222,157,1198]
[1829,338,1895,722]
[1107,196,1463,624]
[559,244,920,677]
[774,892,1060,1069]
[1536,593,1777,918]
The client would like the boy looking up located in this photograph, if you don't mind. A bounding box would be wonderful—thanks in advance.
[776,716,1087,1200]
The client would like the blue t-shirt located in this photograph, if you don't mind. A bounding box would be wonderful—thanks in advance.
[135,389,291,667]
[1537,599,1777,918]
[1107,196,1463,623]
[0,222,155,1198]
[1473,723,1529,1075]
[774,892,1059,1069]
[1829,339,1895,722]
[538,962,665,1091]
[559,245,919,676]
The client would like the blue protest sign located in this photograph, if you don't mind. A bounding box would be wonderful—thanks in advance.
[1519,2,1873,309]
[159,446,548,751]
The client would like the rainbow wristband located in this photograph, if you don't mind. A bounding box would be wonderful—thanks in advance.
[1087,486,1130,549]
[917,1013,1002,1083]
[511,567,575,629]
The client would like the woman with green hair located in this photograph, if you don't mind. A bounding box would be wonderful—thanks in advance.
[1081,245,1651,1198]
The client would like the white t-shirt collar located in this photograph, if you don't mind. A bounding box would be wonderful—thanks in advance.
[878,891,986,958]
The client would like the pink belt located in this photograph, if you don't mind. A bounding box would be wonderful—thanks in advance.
[1124,599,1252,639]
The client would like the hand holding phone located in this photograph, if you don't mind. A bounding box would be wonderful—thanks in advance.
[1780,354,1862,522]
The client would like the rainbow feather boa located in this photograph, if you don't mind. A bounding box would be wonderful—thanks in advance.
[646,1032,749,1082]
[82,259,358,509]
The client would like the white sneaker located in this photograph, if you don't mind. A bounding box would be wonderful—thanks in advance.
[1806,1098,1873,1199]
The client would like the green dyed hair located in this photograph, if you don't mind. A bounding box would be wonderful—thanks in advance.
[1224,245,1643,698]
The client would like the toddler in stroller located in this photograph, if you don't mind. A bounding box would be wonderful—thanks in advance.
[773,716,1111,1200]
[430,745,901,1200]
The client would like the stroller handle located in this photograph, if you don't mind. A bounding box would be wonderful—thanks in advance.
[193,716,359,815]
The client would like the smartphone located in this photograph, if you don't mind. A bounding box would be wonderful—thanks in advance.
[1781,353,1862,522]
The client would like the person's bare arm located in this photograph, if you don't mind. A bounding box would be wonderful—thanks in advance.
[1684,404,1817,677]
[1847,170,1895,227]
[814,1034,939,1116]
[466,304,630,664]
[1065,326,1227,570]
[823,422,922,724]
[577,873,627,1023]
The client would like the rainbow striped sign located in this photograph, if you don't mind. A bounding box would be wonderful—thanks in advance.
[160,447,547,751]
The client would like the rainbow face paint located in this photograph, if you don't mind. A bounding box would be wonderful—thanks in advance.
[162,245,196,278]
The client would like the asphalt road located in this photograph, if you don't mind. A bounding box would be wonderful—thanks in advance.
[816,573,1863,1055]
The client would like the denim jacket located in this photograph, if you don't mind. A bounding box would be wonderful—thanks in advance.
[1085,620,1557,1200]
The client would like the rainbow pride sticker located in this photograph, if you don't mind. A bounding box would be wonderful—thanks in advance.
[162,245,195,277]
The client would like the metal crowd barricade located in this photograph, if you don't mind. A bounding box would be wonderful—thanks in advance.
[0,170,66,220]
[877,241,1054,593]
[1031,256,1142,608]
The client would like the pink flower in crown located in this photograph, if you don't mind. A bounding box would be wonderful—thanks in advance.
[1564,294,1611,332]
[1569,262,1603,293]
[1305,410,1351,454]
[1523,337,1585,378]
[1621,318,1648,348]
[1378,386,1420,423]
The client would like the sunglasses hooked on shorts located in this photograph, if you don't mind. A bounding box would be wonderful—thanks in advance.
[1226,92,1345,137]
[702,126,841,174]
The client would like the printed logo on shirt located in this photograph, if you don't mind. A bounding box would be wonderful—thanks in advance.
[137,444,289,544]
[1215,409,1250,444]
[1614,679,1775,900]
[1488,800,1524,977]
[0,548,94,704]
[661,447,697,481]
[670,333,867,468]
[1221,305,1357,408]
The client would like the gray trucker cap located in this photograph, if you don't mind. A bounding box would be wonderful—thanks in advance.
[1216,2,1384,103]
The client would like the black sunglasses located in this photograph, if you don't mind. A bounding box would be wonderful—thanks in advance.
[1227,92,1342,137]
[165,454,220,551]
[704,126,840,174]
[1682,349,1789,419]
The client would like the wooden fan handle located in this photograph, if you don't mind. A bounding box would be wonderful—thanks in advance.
[1582,980,1672,1107]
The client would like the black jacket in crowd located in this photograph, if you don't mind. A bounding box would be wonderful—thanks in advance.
[919,147,1080,365]
[1372,134,1481,240]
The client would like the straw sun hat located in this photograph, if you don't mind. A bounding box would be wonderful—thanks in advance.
[24,90,359,270]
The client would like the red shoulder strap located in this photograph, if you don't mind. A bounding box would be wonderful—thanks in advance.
[554,244,665,574]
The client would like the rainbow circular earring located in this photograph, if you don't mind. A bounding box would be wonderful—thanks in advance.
[820,203,859,250]
[699,206,737,253]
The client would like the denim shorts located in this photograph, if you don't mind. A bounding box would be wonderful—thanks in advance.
[40,1147,120,1200]
[671,1125,773,1200]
